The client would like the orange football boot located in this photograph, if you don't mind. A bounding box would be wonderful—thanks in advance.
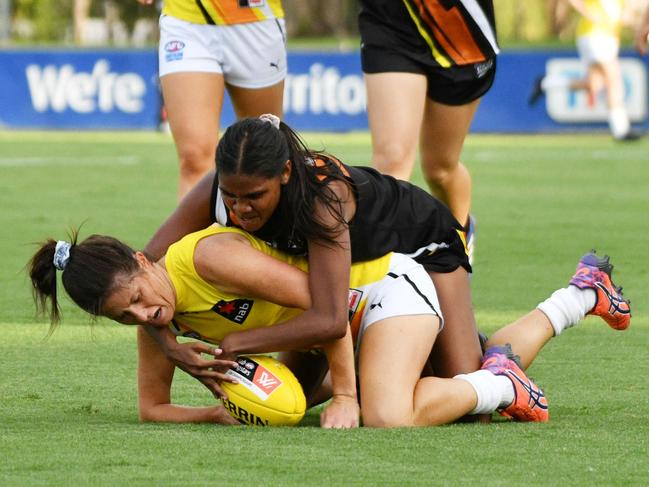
[569,251,631,330]
[481,345,549,422]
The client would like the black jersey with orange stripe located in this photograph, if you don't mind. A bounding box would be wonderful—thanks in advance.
[359,0,498,69]
[210,157,470,274]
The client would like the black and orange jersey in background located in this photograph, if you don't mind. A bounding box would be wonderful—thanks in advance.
[359,0,499,69]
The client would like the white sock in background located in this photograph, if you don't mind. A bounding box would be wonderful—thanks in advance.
[537,286,597,336]
[608,107,631,139]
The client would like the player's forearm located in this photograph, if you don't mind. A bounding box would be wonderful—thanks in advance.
[321,326,358,400]
[220,309,347,356]
[139,403,239,424]
[142,325,178,355]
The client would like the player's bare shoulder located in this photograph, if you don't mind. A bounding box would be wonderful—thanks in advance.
[193,231,252,285]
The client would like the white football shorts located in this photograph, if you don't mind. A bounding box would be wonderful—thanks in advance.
[355,253,443,352]
[158,14,287,88]
[577,34,619,65]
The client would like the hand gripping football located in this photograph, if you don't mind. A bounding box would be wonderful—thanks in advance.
[221,355,306,426]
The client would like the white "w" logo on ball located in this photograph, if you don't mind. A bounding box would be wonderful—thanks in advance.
[257,371,278,388]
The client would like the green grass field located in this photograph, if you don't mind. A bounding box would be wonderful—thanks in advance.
[1,131,648,486]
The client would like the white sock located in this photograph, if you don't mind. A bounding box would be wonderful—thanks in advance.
[537,286,597,336]
[609,107,630,139]
[541,75,571,91]
[455,370,515,414]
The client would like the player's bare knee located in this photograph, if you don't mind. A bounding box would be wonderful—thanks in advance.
[362,405,413,428]
[178,144,214,171]
[373,143,414,172]
[178,155,213,181]
[423,160,455,186]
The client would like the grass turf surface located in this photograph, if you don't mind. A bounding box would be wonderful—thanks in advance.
[1,131,648,486]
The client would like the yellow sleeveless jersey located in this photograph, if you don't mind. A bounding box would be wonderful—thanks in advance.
[576,0,622,38]
[165,225,392,345]
[163,0,284,26]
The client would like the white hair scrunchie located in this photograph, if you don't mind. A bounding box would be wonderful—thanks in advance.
[53,240,72,271]
[259,113,281,129]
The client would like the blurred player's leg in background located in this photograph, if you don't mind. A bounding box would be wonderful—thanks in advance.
[365,72,426,181]
[227,81,285,122]
[161,72,224,199]
[419,99,479,229]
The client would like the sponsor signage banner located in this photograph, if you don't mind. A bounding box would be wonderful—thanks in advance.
[544,58,646,123]
[0,50,160,129]
[0,49,647,132]
[477,51,649,133]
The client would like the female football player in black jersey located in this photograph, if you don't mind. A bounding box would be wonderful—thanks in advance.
[358,0,499,263]
[144,115,483,422]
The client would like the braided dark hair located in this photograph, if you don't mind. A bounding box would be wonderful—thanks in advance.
[216,117,352,246]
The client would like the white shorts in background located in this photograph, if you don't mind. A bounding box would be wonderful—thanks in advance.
[158,15,287,88]
[355,253,443,353]
[577,34,619,65]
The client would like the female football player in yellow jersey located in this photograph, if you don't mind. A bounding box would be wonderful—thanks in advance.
[137,0,286,198]
[529,0,640,140]
[29,224,630,427]
[143,115,485,416]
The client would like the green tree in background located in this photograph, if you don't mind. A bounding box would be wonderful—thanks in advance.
[13,0,72,42]
[6,0,646,46]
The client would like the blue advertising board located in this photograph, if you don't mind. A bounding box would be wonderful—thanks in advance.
[1,48,648,132]
[0,50,160,129]
[475,51,648,133]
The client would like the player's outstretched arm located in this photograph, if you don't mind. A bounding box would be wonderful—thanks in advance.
[141,325,238,399]
[137,327,239,424]
[319,325,360,429]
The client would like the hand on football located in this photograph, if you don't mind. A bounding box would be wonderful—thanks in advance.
[166,341,238,399]
[320,394,360,429]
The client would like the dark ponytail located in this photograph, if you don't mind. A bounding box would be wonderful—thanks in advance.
[216,117,352,246]
[28,231,140,334]
[29,238,65,333]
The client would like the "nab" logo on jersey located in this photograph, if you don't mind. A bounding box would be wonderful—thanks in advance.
[212,299,253,324]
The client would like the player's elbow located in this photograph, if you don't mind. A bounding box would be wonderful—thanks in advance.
[331,316,349,339]
[138,401,165,423]
[305,306,348,343]
[318,313,348,341]
[138,407,156,423]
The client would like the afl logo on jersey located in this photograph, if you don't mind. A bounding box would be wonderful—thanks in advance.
[165,40,185,52]
[164,41,185,62]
